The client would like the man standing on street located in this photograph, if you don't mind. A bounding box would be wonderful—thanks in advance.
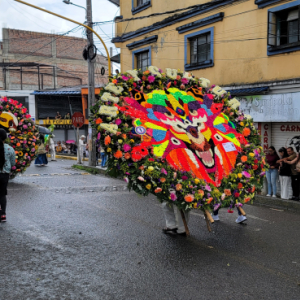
[286,147,298,200]
[49,135,56,161]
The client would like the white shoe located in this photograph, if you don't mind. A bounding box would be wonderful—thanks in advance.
[212,214,220,221]
[236,215,247,224]
[272,195,277,198]
[266,194,271,197]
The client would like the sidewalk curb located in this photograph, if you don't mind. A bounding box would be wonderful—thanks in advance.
[251,195,300,213]
[47,154,89,161]
[72,164,108,175]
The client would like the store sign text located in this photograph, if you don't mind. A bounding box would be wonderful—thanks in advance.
[280,125,300,132]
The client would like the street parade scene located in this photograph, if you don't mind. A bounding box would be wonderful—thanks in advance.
[1,0,300,299]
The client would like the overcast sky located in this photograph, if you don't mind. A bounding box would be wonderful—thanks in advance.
[1,0,120,57]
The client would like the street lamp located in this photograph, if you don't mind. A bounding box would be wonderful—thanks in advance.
[62,0,87,20]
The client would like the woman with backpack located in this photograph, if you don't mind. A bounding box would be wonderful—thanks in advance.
[0,129,16,222]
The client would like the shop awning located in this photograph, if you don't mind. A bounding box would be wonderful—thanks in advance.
[227,86,269,96]
[32,91,81,95]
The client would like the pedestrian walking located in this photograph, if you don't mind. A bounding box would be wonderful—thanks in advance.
[285,150,300,200]
[161,202,189,236]
[0,128,16,222]
[277,148,292,199]
[285,147,299,200]
[211,207,247,223]
[35,135,48,167]
[49,135,56,161]
[265,146,280,197]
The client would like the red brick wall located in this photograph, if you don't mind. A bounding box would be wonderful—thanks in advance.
[1,28,109,90]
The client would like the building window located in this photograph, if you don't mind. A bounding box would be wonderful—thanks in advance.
[184,27,214,71]
[132,0,151,15]
[268,1,300,55]
[132,46,152,71]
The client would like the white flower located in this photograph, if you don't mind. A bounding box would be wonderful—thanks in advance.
[244,114,252,120]
[166,68,178,79]
[101,92,119,103]
[199,78,210,88]
[212,86,227,96]
[100,123,118,134]
[126,70,140,81]
[183,72,196,81]
[105,83,124,95]
[149,66,162,78]
[99,105,118,117]
[228,98,241,110]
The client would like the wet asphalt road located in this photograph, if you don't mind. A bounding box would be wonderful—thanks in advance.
[1,160,300,300]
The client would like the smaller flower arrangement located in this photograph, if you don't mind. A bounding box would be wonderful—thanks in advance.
[0,97,39,178]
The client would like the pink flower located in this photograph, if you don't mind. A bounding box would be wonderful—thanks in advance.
[31,148,35,152]
[138,176,145,181]
[170,193,177,201]
[161,168,168,175]
[123,144,131,152]
[148,75,155,83]
[124,177,129,183]
[242,171,251,178]
[205,184,211,191]
[11,166,16,170]
[23,125,28,129]
[181,78,189,84]
[182,175,188,180]
[115,119,122,125]
[122,75,129,81]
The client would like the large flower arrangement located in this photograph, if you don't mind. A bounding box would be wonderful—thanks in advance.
[0,97,39,178]
[90,67,266,212]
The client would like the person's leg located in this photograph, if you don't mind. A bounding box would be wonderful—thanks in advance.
[266,170,272,195]
[236,206,247,223]
[174,206,189,234]
[161,202,177,231]
[211,208,220,221]
[0,195,7,216]
[281,176,289,199]
[271,169,278,196]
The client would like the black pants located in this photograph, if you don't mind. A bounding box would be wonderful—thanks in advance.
[0,195,6,215]
[0,173,9,215]
[291,175,300,198]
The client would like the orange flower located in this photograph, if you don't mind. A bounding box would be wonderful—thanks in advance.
[122,134,127,139]
[224,189,231,196]
[143,70,150,75]
[251,186,256,193]
[184,194,194,202]
[198,189,204,196]
[160,178,166,183]
[207,197,213,204]
[104,135,111,145]
[167,82,172,89]
[242,127,251,137]
[155,187,162,193]
[16,143,21,147]
[95,118,103,124]
[142,76,147,81]
[114,150,123,159]
[112,79,118,84]
[176,183,182,191]
[244,197,251,203]
[139,165,145,170]
[124,153,131,160]
[253,165,258,170]
[237,183,243,189]
[241,156,248,162]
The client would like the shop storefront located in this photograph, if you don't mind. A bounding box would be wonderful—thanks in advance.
[239,92,300,153]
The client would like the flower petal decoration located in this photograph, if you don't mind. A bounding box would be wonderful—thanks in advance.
[90,66,266,212]
[0,97,39,178]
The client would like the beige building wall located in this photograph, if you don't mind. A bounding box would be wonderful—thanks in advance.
[115,0,300,86]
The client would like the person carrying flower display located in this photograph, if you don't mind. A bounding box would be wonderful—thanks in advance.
[90,66,266,235]
[0,128,16,222]
[265,146,280,198]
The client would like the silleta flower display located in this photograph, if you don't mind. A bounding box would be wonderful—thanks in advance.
[90,67,266,212]
[0,97,39,178]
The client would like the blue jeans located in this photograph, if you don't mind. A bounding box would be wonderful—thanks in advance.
[266,168,278,195]
[100,153,107,167]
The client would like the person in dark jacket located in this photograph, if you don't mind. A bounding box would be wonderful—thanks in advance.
[0,128,16,222]
[277,147,291,199]
[266,146,280,197]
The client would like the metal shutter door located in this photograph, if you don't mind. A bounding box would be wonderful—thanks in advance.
[52,130,65,143]
[271,123,300,152]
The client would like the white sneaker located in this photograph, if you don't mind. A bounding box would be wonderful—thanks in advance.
[236,215,247,224]
[272,195,277,198]
[212,214,220,221]
[266,194,271,197]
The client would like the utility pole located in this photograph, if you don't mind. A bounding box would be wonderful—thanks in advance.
[86,0,96,166]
